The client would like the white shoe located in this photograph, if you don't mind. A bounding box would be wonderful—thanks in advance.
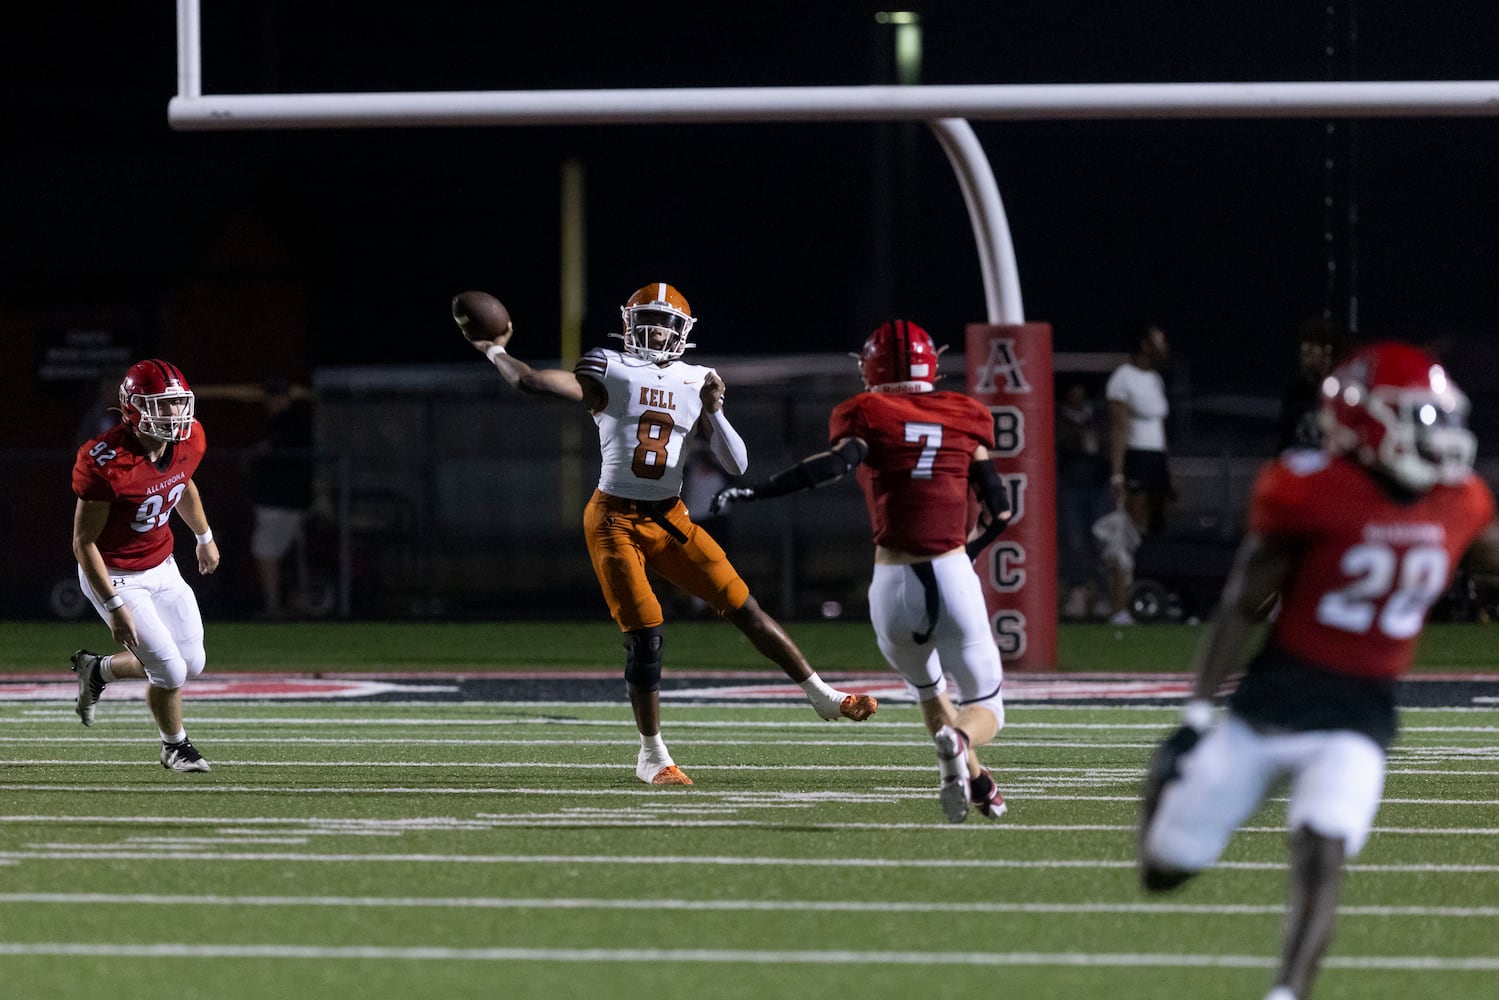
[933,726,970,823]
[1063,587,1089,619]
[1108,610,1135,626]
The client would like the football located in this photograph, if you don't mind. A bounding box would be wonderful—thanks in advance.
[451,291,511,342]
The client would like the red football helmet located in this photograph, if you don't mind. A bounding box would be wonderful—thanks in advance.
[859,320,939,392]
[1321,341,1475,492]
[617,282,696,363]
[119,359,196,443]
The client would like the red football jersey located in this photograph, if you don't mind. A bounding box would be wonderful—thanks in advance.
[1254,451,1494,679]
[829,390,995,557]
[71,422,208,571]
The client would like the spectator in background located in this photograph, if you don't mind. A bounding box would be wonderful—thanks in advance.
[1105,320,1174,626]
[248,376,315,618]
[1056,382,1113,620]
[74,372,126,446]
[1277,318,1351,453]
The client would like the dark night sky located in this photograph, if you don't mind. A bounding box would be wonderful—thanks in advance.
[8,1,1499,397]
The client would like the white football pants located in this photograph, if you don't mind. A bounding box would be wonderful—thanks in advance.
[79,554,207,690]
[868,549,1005,725]
[1142,713,1387,872]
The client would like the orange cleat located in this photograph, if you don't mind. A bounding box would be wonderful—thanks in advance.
[650,765,693,786]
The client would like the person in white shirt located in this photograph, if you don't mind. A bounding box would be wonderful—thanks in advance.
[1104,321,1173,625]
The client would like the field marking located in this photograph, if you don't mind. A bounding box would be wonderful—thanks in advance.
[6,709,1498,737]
[1,892,1496,919]
[3,848,1498,874]
[4,782,1499,808]
[0,941,1495,971]
[9,736,1499,762]
[4,811,1498,838]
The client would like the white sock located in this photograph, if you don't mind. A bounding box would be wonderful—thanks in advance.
[162,729,186,745]
[98,655,115,683]
[799,674,842,703]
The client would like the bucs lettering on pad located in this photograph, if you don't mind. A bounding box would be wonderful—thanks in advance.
[72,421,208,571]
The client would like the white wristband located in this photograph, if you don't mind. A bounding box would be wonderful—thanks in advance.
[1182,699,1214,732]
[103,594,126,611]
[485,343,507,362]
[195,529,214,545]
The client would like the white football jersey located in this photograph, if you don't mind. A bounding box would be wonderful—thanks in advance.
[575,347,713,501]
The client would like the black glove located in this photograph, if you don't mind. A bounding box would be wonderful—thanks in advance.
[709,487,756,516]
[964,512,1012,561]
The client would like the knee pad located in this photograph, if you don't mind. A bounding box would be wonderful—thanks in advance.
[143,654,189,690]
[181,642,207,680]
[623,626,664,691]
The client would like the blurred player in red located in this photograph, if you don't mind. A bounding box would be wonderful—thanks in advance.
[69,359,220,772]
[461,282,877,787]
[1138,342,1499,1000]
[713,320,1012,822]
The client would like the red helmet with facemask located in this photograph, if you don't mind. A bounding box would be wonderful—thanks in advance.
[1321,341,1475,492]
[119,359,196,443]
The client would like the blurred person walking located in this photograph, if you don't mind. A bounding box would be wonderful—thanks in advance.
[1056,381,1113,619]
[248,376,316,618]
[1277,318,1351,454]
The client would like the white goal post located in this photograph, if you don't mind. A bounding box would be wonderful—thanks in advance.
[170,0,1499,324]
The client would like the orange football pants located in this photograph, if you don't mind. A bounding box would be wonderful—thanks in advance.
[583,490,750,632]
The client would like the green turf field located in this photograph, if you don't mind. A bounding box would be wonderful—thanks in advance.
[1,699,1495,1000]
[2,619,1497,673]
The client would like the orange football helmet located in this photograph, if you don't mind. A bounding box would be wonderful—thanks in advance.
[617,282,696,363]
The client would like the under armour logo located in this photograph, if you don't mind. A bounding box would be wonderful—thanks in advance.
[973,339,1030,394]
[112,578,125,588]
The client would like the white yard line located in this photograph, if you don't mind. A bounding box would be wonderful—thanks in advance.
[0,941,1494,971]
[1,892,1496,919]
[3,813,1498,837]
[2,848,1497,873]
[3,783,1499,807]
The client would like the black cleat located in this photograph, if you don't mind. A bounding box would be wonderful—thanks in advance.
[160,739,212,773]
[70,649,106,727]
